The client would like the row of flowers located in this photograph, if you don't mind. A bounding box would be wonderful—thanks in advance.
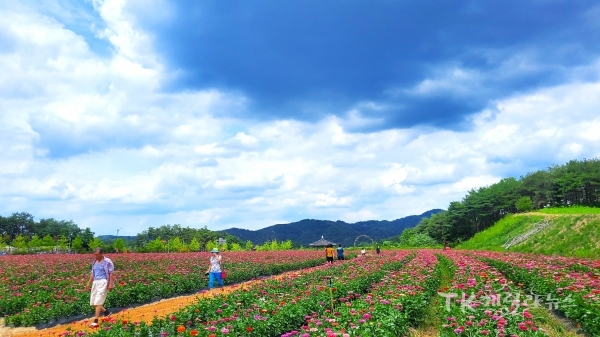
[475,250,600,336]
[62,251,415,336]
[279,250,442,337]
[0,251,327,326]
[437,251,550,336]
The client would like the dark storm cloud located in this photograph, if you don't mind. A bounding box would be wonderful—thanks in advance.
[139,0,600,129]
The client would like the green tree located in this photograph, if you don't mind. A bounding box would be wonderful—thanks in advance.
[244,240,253,250]
[229,242,242,251]
[408,233,438,247]
[13,212,35,237]
[41,234,55,247]
[205,240,216,252]
[88,238,103,251]
[188,238,200,252]
[28,234,42,248]
[168,237,184,252]
[57,235,69,249]
[2,234,11,246]
[80,228,95,251]
[113,238,126,253]
[12,235,28,249]
[146,237,164,252]
[398,228,417,246]
[515,196,533,212]
[72,236,84,253]
[280,240,293,250]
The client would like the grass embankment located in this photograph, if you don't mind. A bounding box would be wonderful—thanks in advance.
[537,206,600,215]
[457,207,600,259]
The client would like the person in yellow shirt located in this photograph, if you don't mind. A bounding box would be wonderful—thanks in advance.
[325,244,334,264]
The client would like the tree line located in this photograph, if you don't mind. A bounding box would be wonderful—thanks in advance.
[133,224,241,252]
[133,224,293,252]
[0,212,96,252]
[0,216,293,254]
[407,158,600,245]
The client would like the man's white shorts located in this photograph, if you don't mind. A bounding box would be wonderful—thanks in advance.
[90,279,108,306]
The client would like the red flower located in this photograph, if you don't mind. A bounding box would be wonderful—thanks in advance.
[246,326,253,332]
[190,330,199,336]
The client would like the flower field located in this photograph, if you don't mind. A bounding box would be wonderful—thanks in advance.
[1,250,599,337]
[57,251,425,337]
[0,251,326,327]
[437,251,550,336]
[475,251,600,336]
[281,250,440,337]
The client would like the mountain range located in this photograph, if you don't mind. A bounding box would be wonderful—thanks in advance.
[223,209,444,247]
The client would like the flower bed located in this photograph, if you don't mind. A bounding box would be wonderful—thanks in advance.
[64,251,414,336]
[475,251,600,336]
[0,251,326,326]
[282,250,441,337]
[438,251,550,336]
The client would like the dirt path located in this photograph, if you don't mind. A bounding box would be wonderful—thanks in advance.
[514,212,560,217]
[516,211,600,218]
[0,270,307,337]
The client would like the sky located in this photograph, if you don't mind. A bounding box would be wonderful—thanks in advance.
[1,0,600,236]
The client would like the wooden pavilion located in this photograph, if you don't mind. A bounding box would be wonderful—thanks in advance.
[308,236,337,248]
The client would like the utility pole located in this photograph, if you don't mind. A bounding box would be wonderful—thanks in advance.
[116,228,122,253]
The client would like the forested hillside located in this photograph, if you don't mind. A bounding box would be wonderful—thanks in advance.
[409,158,600,244]
[223,209,443,246]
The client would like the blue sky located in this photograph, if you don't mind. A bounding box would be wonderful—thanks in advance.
[1,0,600,236]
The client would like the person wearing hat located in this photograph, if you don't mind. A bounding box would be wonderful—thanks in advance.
[207,248,224,289]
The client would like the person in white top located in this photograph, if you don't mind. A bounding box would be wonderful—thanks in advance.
[85,248,114,327]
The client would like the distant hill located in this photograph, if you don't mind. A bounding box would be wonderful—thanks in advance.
[223,209,443,247]
[97,235,136,243]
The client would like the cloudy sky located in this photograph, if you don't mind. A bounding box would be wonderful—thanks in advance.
[2,0,600,236]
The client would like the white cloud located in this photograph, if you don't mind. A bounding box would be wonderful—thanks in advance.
[408,67,479,96]
[2,1,600,237]
[227,132,259,147]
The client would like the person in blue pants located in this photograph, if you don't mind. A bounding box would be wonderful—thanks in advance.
[207,248,224,289]
[336,244,345,260]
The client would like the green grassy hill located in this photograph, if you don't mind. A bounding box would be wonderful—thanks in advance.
[457,206,600,259]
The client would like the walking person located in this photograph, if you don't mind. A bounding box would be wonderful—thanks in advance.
[376,246,381,254]
[207,248,224,289]
[325,244,335,264]
[336,244,345,261]
[85,248,115,327]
